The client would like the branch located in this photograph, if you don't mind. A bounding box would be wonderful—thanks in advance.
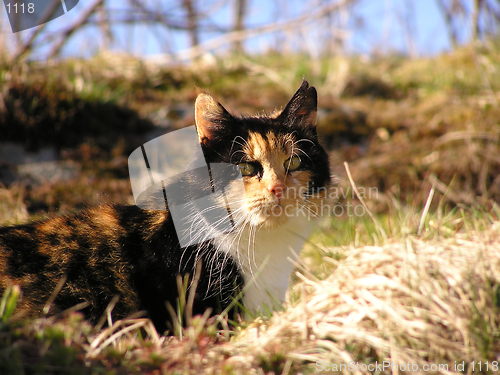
[232,0,247,53]
[11,0,64,62]
[471,0,482,43]
[436,0,458,48]
[98,2,113,49]
[48,0,104,59]
[182,0,200,47]
[174,0,355,60]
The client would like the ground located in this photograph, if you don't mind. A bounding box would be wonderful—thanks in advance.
[0,42,498,374]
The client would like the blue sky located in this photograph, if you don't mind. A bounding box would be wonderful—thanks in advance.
[0,0,471,60]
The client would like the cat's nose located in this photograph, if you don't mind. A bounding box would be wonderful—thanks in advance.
[268,182,286,198]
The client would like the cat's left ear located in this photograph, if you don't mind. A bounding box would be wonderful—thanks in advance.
[195,93,232,143]
[278,80,317,129]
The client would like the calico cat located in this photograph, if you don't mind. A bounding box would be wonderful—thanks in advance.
[0,81,332,333]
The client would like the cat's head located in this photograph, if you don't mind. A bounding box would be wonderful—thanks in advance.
[195,81,332,229]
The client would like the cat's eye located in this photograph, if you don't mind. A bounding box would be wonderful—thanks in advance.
[238,162,257,176]
[285,156,301,171]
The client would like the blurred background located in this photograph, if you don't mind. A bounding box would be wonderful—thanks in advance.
[1,3,499,371]
[1,0,500,59]
[0,0,499,233]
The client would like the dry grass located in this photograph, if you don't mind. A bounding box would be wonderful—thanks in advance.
[3,217,496,374]
[94,219,500,374]
[228,222,499,374]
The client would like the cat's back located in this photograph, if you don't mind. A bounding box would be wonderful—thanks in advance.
[0,205,170,319]
[0,205,155,277]
[0,205,243,330]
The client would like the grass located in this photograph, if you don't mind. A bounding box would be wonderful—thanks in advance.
[0,203,498,374]
[1,42,498,219]
[0,42,499,373]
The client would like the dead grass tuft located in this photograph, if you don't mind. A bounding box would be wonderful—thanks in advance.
[228,222,500,374]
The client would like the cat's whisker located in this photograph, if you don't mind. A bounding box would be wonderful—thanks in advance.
[292,138,314,161]
[229,136,250,163]
[208,216,251,294]
[219,213,254,284]
[250,221,259,272]
[296,200,321,219]
[203,207,250,282]
[183,198,249,241]
[242,207,263,274]
[230,149,247,163]
[215,215,253,297]
[293,147,312,161]
[178,203,250,272]
[245,222,254,275]
[284,139,295,179]
[232,135,250,149]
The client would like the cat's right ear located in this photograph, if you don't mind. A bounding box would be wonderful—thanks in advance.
[278,80,317,130]
[194,93,231,143]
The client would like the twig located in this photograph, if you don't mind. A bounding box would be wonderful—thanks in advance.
[436,0,459,48]
[182,0,200,47]
[471,0,482,43]
[428,174,474,205]
[88,319,149,357]
[418,186,435,235]
[185,260,202,326]
[343,162,387,241]
[94,295,120,331]
[98,2,113,49]
[42,275,67,315]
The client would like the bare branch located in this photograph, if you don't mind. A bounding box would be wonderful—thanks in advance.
[47,0,105,59]
[436,0,459,48]
[232,0,247,53]
[470,0,483,43]
[175,0,355,61]
[98,1,113,49]
[11,0,65,62]
[182,0,200,47]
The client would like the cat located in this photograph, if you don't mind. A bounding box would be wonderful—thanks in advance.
[0,81,332,333]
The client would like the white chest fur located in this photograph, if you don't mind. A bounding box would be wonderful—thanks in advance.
[216,216,314,313]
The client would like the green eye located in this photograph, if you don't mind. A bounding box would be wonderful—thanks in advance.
[239,162,257,176]
[285,155,301,171]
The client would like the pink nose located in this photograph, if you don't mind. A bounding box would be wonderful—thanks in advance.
[268,182,286,198]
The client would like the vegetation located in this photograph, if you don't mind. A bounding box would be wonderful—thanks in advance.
[1,42,498,219]
[0,206,497,374]
[0,42,499,373]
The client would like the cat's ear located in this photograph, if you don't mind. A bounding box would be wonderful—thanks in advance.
[278,80,317,129]
[195,93,232,143]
